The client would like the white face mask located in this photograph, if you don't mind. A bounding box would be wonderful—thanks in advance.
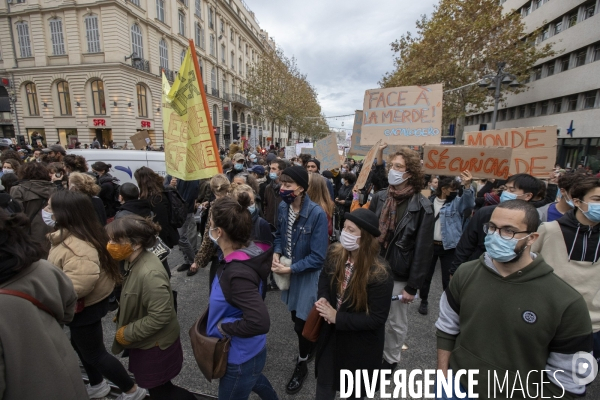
[388,169,407,186]
[2,168,14,175]
[42,209,56,227]
[340,230,360,251]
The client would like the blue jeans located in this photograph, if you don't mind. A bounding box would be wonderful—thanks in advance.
[218,347,278,400]
[177,213,197,264]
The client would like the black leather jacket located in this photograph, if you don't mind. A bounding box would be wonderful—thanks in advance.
[369,189,434,294]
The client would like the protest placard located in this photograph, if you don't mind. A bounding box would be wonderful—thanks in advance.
[355,140,381,190]
[360,84,443,146]
[301,147,316,157]
[423,145,513,179]
[285,146,296,159]
[130,130,152,150]
[315,133,341,171]
[464,126,557,178]
[349,110,403,157]
[296,142,313,156]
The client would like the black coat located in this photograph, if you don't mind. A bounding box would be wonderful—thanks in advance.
[147,193,180,248]
[315,249,393,391]
[369,190,434,294]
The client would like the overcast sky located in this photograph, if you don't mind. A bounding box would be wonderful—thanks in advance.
[248,0,439,132]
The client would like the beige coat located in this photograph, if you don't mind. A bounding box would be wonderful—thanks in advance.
[0,260,87,400]
[47,230,114,306]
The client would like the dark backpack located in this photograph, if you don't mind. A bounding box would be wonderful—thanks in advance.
[165,188,187,228]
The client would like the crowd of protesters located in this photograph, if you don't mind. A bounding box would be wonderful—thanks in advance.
[0,135,599,400]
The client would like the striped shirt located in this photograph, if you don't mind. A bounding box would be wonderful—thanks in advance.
[285,205,298,258]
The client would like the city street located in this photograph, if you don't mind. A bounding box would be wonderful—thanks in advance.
[95,245,600,399]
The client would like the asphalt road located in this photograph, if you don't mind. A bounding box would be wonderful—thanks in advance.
[95,246,599,400]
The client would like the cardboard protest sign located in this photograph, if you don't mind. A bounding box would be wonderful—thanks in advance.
[285,146,296,159]
[464,126,557,178]
[423,145,513,179]
[130,130,152,150]
[296,142,313,156]
[360,84,443,146]
[301,147,316,157]
[349,110,403,157]
[355,140,381,190]
[315,133,341,171]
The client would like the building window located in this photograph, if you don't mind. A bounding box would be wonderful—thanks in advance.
[219,18,224,33]
[230,52,234,69]
[534,68,542,80]
[156,0,165,23]
[518,105,526,119]
[159,39,168,69]
[209,34,215,56]
[554,21,562,35]
[25,82,39,116]
[211,67,216,90]
[238,36,241,49]
[222,79,227,94]
[595,44,600,62]
[221,45,225,62]
[245,62,248,77]
[583,91,597,109]
[568,95,578,111]
[137,84,148,117]
[16,22,32,58]
[213,104,218,125]
[552,98,562,113]
[195,23,203,48]
[527,103,536,117]
[584,4,596,20]
[57,81,71,115]
[567,13,577,28]
[232,81,236,94]
[84,15,101,53]
[508,108,515,120]
[546,62,555,77]
[131,24,143,58]
[199,59,204,79]
[208,8,214,29]
[49,18,66,55]
[91,80,106,115]
[180,50,186,65]
[498,109,506,121]
[540,27,549,42]
[575,50,587,67]
[195,0,201,18]
[238,58,242,74]
[560,56,569,72]
[179,11,185,35]
[540,101,548,116]
[230,28,234,42]
[245,43,248,56]
[130,0,140,6]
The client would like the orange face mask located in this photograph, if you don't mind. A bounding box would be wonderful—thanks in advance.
[106,242,134,261]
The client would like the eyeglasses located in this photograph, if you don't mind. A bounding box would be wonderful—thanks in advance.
[483,223,531,240]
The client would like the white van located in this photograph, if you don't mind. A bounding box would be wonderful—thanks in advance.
[67,149,166,185]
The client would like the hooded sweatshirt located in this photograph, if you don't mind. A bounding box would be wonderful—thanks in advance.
[436,253,592,399]
[9,180,57,254]
[115,199,152,220]
[207,241,273,365]
[533,210,600,331]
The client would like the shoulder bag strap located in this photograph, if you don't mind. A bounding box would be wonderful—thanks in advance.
[0,289,56,319]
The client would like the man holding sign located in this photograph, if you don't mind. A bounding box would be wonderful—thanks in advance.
[368,143,434,370]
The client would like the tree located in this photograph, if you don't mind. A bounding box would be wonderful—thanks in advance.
[381,0,555,131]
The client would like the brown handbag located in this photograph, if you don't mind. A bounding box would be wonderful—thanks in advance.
[302,304,324,342]
[188,308,231,381]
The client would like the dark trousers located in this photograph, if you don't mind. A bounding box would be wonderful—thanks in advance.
[420,244,455,303]
[70,319,135,392]
[316,342,363,400]
[291,311,314,359]
[148,381,196,400]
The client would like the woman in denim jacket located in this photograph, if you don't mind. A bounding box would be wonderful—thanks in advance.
[418,172,474,315]
[271,166,329,395]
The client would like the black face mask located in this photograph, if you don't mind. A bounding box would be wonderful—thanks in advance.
[446,191,458,203]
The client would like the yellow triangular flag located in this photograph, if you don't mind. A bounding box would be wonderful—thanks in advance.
[163,47,221,180]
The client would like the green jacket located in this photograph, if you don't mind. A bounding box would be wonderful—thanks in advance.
[112,251,179,354]
[436,254,593,399]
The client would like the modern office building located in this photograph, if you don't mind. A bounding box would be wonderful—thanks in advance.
[0,0,292,148]
[463,0,600,169]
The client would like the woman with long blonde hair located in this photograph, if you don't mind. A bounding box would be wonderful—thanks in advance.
[68,172,106,225]
[314,208,393,400]
[307,173,335,240]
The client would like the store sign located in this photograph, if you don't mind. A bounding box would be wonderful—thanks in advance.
[141,120,151,128]
[93,119,106,127]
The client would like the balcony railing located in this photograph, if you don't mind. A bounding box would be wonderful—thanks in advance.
[211,88,220,97]
[132,58,150,73]
[231,93,251,107]
[162,68,175,82]
[223,92,232,102]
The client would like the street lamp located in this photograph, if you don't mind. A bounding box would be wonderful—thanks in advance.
[478,62,520,129]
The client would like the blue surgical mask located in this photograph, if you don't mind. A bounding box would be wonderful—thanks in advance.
[269,172,278,180]
[500,191,518,203]
[579,201,600,223]
[208,227,220,246]
[248,204,256,214]
[484,232,531,262]
[234,163,244,171]
[566,198,575,208]
[388,169,407,186]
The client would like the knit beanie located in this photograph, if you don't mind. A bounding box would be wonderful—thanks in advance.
[281,166,309,191]
[344,208,381,237]
[308,158,321,171]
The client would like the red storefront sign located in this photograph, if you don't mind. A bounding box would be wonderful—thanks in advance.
[141,120,151,128]
[93,119,106,127]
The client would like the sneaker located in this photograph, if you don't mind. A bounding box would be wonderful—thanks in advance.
[115,387,148,400]
[86,380,111,399]
[418,301,428,315]
[285,361,308,394]
[176,263,191,272]
[402,343,409,351]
